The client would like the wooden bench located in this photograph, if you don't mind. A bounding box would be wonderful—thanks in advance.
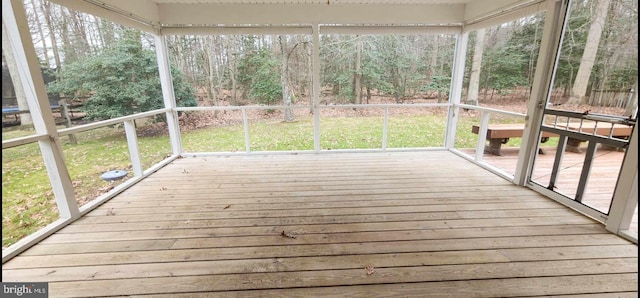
[471,124,557,156]
[556,122,632,153]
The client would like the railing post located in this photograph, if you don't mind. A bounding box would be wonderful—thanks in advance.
[242,108,250,153]
[574,141,598,202]
[3,0,79,219]
[547,135,567,190]
[445,31,469,149]
[475,111,490,161]
[124,120,143,177]
[312,23,321,152]
[514,0,569,185]
[607,125,638,239]
[153,33,183,155]
[382,107,389,150]
[59,99,77,144]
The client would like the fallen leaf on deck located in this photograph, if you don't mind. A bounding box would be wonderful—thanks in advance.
[223,205,231,209]
[281,231,296,239]
[365,266,375,275]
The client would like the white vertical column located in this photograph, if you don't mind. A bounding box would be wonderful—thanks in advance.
[474,111,490,161]
[242,108,250,153]
[154,33,182,155]
[514,0,569,185]
[444,31,468,149]
[124,120,143,177]
[312,23,321,152]
[607,125,638,238]
[2,0,79,218]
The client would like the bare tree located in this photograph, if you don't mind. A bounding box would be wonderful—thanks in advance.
[225,37,238,105]
[279,35,294,122]
[467,29,486,105]
[41,0,61,69]
[354,36,362,104]
[29,0,50,66]
[2,23,32,125]
[203,36,219,109]
[569,0,612,104]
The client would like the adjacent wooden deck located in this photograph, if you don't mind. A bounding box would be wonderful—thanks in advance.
[2,151,638,297]
[469,145,638,233]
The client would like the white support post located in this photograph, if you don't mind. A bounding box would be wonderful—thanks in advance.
[475,111,490,161]
[154,33,182,155]
[2,0,79,219]
[242,108,250,153]
[312,23,321,152]
[514,0,569,185]
[124,120,143,177]
[382,107,389,150]
[444,31,469,149]
[607,125,638,239]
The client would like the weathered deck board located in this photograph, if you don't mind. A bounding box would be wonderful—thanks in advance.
[2,151,637,297]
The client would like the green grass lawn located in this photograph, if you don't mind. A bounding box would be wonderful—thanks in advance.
[2,113,547,248]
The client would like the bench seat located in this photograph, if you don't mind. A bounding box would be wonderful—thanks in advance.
[471,123,557,156]
[555,122,632,153]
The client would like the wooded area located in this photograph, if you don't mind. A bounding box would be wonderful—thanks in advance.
[1,0,638,125]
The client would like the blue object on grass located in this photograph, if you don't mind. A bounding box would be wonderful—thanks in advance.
[101,170,128,182]
[2,107,20,113]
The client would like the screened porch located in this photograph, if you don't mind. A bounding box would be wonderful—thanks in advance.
[1,0,638,296]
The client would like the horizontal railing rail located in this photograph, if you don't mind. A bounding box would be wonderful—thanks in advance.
[57,109,169,136]
[176,103,451,153]
[454,104,527,164]
[456,103,527,118]
[2,133,49,149]
[2,107,177,262]
[540,109,635,203]
[4,103,635,261]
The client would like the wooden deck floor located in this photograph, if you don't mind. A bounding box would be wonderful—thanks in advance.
[2,151,638,297]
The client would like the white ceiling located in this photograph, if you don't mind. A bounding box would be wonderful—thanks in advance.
[149,0,473,4]
[49,0,545,34]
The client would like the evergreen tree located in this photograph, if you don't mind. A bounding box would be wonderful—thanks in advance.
[49,36,196,120]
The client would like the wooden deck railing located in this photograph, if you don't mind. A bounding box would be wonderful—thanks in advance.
[2,103,637,261]
[2,108,178,261]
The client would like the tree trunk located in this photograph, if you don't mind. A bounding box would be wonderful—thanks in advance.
[99,19,116,47]
[528,16,541,91]
[2,23,32,125]
[30,0,50,66]
[354,36,362,105]
[202,37,215,106]
[625,82,637,117]
[70,10,91,57]
[467,29,485,106]
[60,9,76,63]
[225,37,238,105]
[279,36,294,122]
[428,35,439,83]
[569,0,611,104]
[42,0,61,69]
[307,39,313,104]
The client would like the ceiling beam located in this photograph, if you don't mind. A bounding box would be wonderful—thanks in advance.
[463,0,544,24]
[49,0,159,33]
[157,4,465,26]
